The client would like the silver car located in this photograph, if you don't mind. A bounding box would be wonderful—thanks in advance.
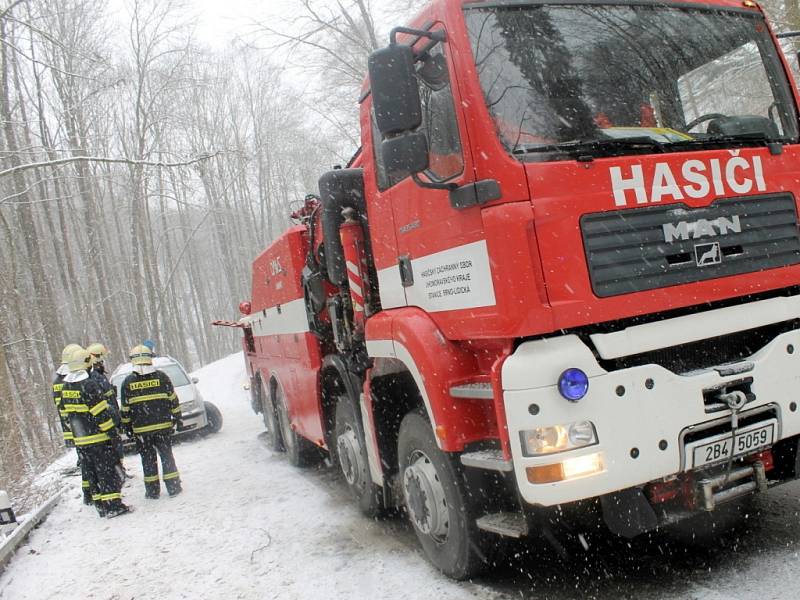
[110,356,222,440]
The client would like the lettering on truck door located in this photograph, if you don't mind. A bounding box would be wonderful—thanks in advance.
[380,25,492,315]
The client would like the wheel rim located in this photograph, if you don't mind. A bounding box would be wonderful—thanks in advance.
[403,450,449,543]
[337,424,365,487]
[276,388,295,453]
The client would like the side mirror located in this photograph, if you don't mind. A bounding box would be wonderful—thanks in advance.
[368,44,422,136]
[191,377,199,384]
[382,131,429,180]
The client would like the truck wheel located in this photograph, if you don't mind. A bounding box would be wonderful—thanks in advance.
[398,410,487,580]
[334,396,383,518]
[261,379,283,452]
[275,381,317,467]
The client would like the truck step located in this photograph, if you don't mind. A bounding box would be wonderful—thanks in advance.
[476,512,528,538]
[460,449,512,472]
[449,383,493,399]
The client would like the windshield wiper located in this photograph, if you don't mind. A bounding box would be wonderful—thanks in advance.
[513,132,787,159]
[513,136,667,160]
[666,133,785,154]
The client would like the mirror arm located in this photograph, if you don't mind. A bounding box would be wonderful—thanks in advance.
[412,173,457,191]
[389,26,446,47]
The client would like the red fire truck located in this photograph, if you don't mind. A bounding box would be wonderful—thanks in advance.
[216,0,800,578]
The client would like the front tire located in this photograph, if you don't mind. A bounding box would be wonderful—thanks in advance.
[203,401,223,433]
[334,396,383,517]
[398,410,487,580]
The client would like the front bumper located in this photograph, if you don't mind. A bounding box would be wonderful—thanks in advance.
[502,327,800,507]
[177,404,208,434]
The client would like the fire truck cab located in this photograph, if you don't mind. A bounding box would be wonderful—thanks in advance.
[222,0,800,579]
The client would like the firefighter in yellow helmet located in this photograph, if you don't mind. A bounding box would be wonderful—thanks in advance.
[60,348,130,517]
[120,345,183,498]
[54,344,92,505]
[87,342,126,476]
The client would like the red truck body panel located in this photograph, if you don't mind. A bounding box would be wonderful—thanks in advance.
[245,227,326,447]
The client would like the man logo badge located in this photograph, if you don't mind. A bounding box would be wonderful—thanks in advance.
[695,242,722,267]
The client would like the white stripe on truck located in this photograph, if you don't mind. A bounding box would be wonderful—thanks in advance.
[241,297,310,337]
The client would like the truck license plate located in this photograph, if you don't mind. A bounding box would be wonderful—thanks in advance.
[691,422,775,468]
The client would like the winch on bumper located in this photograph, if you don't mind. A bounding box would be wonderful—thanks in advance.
[501,298,800,515]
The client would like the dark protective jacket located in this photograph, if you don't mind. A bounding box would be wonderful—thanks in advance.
[120,370,181,436]
[52,373,73,444]
[60,373,117,447]
[90,368,121,426]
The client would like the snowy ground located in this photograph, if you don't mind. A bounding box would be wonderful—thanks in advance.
[2,352,800,600]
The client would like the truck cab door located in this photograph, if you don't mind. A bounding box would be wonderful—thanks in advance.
[373,25,495,319]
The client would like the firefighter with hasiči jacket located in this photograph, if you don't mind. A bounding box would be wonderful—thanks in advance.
[87,342,128,478]
[54,343,93,505]
[60,348,131,518]
[121,345,183,499]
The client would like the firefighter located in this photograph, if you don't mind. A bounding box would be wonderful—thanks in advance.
[87,342,128,478]
[54,343,93,505]
[60,348,130,518]
[120,345,183,499]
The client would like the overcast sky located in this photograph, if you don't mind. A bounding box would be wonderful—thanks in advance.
[189,0,301,48]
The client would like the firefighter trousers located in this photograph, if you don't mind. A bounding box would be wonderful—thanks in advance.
[80,442,124,516]
[76,448,93,505]
[137,432,181,498]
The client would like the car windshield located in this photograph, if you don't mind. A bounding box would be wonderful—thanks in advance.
[464,4,799,160]
[159,364,190,387]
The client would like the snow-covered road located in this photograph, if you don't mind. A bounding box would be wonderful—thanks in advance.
[2,352,800,600]
[0,354,500,600]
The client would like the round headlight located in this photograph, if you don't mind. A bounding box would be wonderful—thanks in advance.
[558,368,589,401]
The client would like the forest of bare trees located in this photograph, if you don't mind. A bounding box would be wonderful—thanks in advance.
[0,0,423,505]
[0,0,799,507]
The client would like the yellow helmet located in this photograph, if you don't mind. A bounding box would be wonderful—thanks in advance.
[67,348,93,373]
[86,342,108,364]
[129,345,154,366]
[61,344,83,365]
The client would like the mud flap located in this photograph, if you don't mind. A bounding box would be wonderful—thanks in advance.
[600,488,658,538]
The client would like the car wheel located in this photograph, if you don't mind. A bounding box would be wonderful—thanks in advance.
[274,380,317,467]
[203,401,223,433]
[398,410,488,580]
[335,395,384,517]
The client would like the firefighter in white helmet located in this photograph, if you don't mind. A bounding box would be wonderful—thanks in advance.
[60,348,130,518]
[53,344,82,447]
[54,343,93,505]
[120,345,183,498]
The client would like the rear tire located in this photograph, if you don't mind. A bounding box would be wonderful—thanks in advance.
[398,410,487,580]
[203,401,223,433]
[334,395,383,518]
[274,380,317,467]
[261,378,283,452]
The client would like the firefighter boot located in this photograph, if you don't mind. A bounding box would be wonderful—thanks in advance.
[105,501,132,518]
[82,480,92,505]
[144,475,160,499]
[164,471,182,497]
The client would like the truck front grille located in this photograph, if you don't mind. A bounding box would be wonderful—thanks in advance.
[581,194,800,297]
[599,319,798,374]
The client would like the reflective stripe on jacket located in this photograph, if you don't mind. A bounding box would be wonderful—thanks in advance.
[60,376,117,447]
[120,370,179,435]
[52,375,72,440]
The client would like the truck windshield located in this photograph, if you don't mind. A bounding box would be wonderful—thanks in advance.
[464,4,799,160]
